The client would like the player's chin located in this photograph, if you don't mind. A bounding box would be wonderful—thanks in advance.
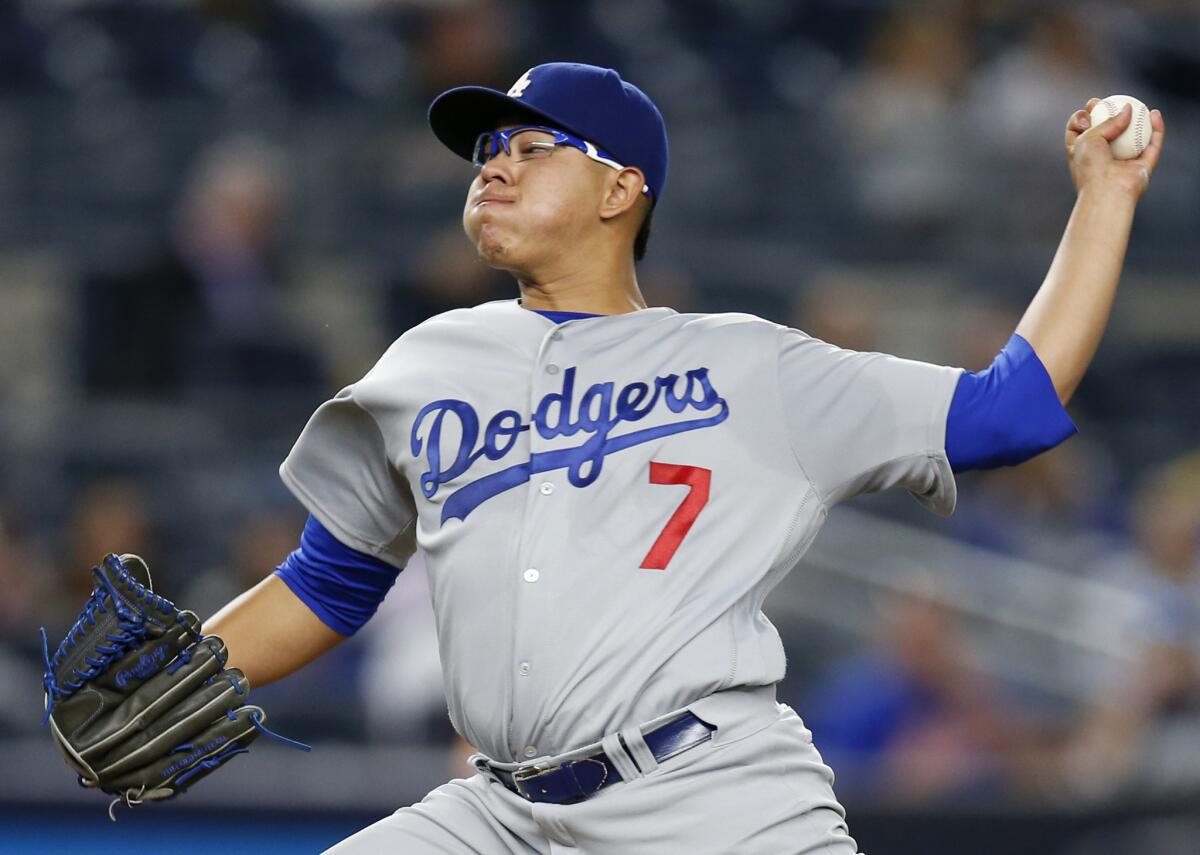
[473,223,516,267]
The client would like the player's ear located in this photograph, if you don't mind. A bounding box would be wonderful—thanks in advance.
[598,167,646,222]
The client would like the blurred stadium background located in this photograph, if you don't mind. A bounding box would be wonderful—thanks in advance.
[0,0,1197,852]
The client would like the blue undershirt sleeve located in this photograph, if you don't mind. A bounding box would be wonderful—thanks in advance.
[274,514,404,637]
[945,333,1078,472]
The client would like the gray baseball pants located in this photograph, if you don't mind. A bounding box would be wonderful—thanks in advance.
[325,685,860,854]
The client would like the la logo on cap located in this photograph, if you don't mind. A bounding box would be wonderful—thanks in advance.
[507,69,533,98]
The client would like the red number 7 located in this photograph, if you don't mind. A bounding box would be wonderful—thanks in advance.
[639,462,712,571]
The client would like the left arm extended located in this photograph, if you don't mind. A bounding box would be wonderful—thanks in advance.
[1015,98,1166,404]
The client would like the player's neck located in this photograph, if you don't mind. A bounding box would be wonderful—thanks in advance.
[516,263,646,316]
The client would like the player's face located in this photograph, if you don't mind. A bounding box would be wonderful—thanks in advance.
[463,126,615,276]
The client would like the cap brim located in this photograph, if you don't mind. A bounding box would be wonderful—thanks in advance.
[428,86,590,161]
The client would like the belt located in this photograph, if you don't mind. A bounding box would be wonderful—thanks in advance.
[484,712,715,805]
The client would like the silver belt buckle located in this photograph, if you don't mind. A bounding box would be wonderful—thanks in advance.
[512,761,556,784]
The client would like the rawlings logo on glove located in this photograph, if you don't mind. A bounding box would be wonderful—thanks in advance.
[40,554,309,819]
[115,644,170,688]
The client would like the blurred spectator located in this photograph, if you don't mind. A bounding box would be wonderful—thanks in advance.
[410,0,521,101]
[966,7,1117,244]
[0,507,49,735]
[184,506,306,621]
[358,550,450,744]
[0,509,41,642]
[61,477,155,596]
[36,476,158,705]
[191,0,340,103]
[386,224,513,334]
[946,440,1120,570]
[639,262,700,313]
[79,135,323,398]
[948,299,1021,372]
[358,550,478,776]
[801,590,1018,804]
[829,5,975,247]
[789,275,884,353]
[968,8,1114,157]
[1061,451,1200,801]
[1089,0,1200,105]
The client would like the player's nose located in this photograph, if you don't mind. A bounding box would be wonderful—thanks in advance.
[480,151,515,185]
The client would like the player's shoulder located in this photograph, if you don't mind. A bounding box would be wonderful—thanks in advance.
[667,309,780,330]
[398,300,511,339]
[659,309,788,344]
[338,303,505,394]
[375,299,518,357]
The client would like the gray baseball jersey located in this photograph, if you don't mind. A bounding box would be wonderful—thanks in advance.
[280,299,960,765]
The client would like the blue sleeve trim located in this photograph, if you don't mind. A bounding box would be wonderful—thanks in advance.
[945,333,1078,472]
[273,515,403,637]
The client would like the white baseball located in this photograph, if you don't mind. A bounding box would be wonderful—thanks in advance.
[1089,94,1151,160]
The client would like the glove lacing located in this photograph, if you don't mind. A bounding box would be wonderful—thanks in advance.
[40,555,188,721]
[104,705,311,821]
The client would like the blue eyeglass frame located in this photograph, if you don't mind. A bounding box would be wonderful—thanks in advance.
[472,124,650,195]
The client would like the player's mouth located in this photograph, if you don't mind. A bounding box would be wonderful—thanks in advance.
[475,195,516,208]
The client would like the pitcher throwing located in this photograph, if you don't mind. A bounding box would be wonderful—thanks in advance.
[194,63,1162,852]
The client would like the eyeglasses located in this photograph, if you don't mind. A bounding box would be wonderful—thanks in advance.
[472,125,650,195]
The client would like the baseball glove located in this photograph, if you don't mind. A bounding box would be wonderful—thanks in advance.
[40,553,308,818]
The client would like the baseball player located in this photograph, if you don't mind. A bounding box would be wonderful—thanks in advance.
[199,63,1164,852]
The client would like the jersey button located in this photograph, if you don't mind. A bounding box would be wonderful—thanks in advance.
[545,364,560,375]
[539,482,554,495]
[549,330,563,341]
[523,568,540,583]
[518,661,531,676]
[523,745,538,759]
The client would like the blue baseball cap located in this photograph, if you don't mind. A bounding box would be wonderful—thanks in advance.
[428,62,669,200]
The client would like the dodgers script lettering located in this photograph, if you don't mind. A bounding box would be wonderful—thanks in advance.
[411,366,729,524]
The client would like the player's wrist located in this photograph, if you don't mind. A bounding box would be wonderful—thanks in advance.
[1075,180,1142,210]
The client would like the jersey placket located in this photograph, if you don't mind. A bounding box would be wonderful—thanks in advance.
[507,324,573,761]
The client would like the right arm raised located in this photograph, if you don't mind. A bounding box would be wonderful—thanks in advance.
[203,574,346,688]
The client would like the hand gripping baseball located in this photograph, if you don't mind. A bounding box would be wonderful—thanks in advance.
[1065,97,1165,198]
[40,554,310,819]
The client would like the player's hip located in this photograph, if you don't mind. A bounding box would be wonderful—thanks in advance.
[334,690,857,855]
[483,700,853,854]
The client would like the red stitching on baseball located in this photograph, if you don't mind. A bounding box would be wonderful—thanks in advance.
[1106,99,1146,157]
